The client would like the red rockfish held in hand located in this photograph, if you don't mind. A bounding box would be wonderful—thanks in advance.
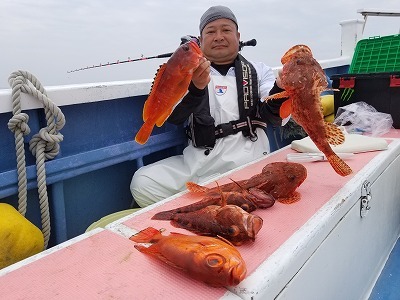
[130,227,247,287]
[135,40,203,144]
[264,45,352,176]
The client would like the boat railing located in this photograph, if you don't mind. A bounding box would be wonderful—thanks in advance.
[0,17,364,247]
[0,78,188,246]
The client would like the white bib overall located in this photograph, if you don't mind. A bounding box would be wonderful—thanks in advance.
[131,69,271,207]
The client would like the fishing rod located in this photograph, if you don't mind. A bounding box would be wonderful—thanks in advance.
[67,52,174,73]
[239,38,257,50]
[67,36,257,73]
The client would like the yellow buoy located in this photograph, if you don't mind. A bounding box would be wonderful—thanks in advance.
[0,203,44,269]
[324,113,335,123]
[320,94,334,117]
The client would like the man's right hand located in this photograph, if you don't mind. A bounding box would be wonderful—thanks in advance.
[192,57,211,90]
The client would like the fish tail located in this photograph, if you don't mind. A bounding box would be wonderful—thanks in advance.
[129,227,162,243]
[152,198,217,220]
[135,122,154,145]
[327,154,353,177]
[134,244,147,252]
[186,181,209,193]
[152,211,175,220]
[134,244,160,256]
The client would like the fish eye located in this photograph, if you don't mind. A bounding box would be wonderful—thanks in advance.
[205,253,226,267]
[241,204,250,211]
[287,174,296,181]
[228,225,240,237]
[182,44,189,51]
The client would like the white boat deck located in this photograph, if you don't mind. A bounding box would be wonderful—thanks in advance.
[1,130,399,299]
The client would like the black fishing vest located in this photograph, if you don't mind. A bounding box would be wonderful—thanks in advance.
[187,54,267,150]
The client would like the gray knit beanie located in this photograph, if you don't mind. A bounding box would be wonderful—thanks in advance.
[199,6,238,34]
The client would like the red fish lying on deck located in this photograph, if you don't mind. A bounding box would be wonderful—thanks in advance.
[152,181,274,220]
[264,45,352,177]
[187,162,307,204]
[154,182,264,245]
[135,40,203,144]
[130,227,247,287]
[167,204,263,246]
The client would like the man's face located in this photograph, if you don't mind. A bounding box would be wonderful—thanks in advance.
[200,18,240,65]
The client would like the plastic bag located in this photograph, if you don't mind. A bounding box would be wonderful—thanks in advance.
[334,101,393,137]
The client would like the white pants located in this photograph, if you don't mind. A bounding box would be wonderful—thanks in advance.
[130,129,270,207]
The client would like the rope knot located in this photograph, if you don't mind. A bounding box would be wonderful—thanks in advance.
[8,70,66,249]
[8,113,31,135]
[29,128,64,160]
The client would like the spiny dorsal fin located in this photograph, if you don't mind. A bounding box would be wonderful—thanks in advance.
[148,63,167,96]
[215,181,226,207]
[186,181,209,193]
[264,90,289,101]
[229,178,245,191]
[142,63,168,123]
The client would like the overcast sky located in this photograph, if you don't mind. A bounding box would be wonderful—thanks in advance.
[1,0,399,89]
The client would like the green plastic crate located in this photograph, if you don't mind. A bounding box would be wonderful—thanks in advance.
[349,34,400,73]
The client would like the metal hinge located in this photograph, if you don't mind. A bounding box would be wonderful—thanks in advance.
[360,181,372,218]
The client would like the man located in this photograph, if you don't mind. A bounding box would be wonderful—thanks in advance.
[130,5,285,207]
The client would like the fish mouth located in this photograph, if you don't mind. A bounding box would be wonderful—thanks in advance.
[281,44,312,64]
[248,188,275,209]
[188,40,203,56]
[247,215,263,240]
[229,263,247,286]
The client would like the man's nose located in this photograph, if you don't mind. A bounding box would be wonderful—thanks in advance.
[214,30,224,41]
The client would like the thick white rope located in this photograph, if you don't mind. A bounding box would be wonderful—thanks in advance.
[8,70,66,248]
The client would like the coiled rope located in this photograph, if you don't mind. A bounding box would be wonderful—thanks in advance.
[8,70,66,248]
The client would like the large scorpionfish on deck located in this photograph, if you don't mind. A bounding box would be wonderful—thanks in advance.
[152,162,306,245]
[264,45,352,177]
[162,204,263,246]
[129,227,247,287]
[187,162,307,205]
[153,182,264,245]
[152,161,307,224]
[135,40,203,144]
